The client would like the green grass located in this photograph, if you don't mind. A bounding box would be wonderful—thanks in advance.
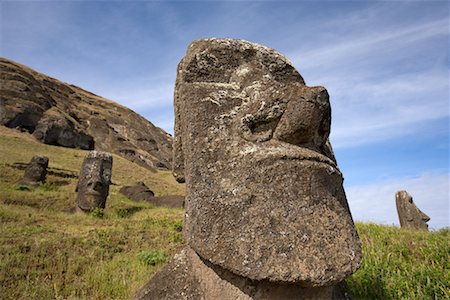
[347,223,450,299]
[0,127,449,299]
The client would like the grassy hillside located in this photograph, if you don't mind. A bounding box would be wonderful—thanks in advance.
[0,127,448,299]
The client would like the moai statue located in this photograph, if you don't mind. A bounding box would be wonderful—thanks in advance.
[76,151,112,212]
[396,190,430,230]
[17,155,49,186]
[135,39,362,299]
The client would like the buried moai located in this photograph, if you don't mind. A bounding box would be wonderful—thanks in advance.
[76,151,112,212]
[135,38,362,299]
[17,155,49,186]
[396,190,430,230]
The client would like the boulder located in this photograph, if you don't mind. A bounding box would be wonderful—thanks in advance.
[396,190,430,230]
[76,151,112,212]
[119,183,184,208]
[17,155,49,186]
[119,182,155,201]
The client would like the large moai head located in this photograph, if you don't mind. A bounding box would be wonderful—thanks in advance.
[396,190,430,230]
[76,151,112,212]
[18,155,49,186]
[174,39,361,287]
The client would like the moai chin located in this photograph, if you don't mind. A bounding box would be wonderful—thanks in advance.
[76,151,112,212]
[174,38,362,286]
[396,190,430,230]
[18,155,49,186]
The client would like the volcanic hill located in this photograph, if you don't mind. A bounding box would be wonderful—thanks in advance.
[0,57,172,170]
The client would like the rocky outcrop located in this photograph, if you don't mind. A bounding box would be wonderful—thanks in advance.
[136,38,361,299]
[0,57,173,170]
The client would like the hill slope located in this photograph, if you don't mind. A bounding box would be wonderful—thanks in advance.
[0,57,173,170]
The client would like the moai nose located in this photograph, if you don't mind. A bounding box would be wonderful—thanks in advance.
[273,86,331,150]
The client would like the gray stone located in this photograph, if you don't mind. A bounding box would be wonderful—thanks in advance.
[173,38,361,286]
[396,190,430,230]
[76,151,112,212]
[17,155,49,186]
[133,246,351,300]
[119,181,155,201]
[119,182,184,208]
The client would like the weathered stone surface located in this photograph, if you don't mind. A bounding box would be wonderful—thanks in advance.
[33,108,94,150]
[17,155,49,186]
[134,246,351,300]
[76,151,112,212]
[0,57,173,170]
[396,190,430,230]
[174,38,361,286]
[119,182,155,201]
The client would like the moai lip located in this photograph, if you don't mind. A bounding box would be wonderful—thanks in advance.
[396,190,430,230]
[18,155,49,186]
[174,38,362,286]
[76,151,112,212]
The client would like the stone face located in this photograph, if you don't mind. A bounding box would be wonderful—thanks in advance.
[17,155,49,186]
[174,38,361,286]
[76,151,112,212]
[0,57,173,170]
[396,190,430,230]
[133,247,351,300]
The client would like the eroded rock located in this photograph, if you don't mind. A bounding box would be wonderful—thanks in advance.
[0,57,173,170]
[396,190,430,230]
[17,155,49,186]
[76,151,112,212]
[174,38,361,286]
[134,247,350,300]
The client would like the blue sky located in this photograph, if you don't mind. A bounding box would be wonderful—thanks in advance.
[1,1,448,229]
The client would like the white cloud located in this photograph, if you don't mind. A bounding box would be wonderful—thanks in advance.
[346,173,449,230]
[286,15,449,149]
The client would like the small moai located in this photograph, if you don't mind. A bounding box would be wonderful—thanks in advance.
[396,190,430,230]
[17,155,49,186]
[135,39,362,299]
[76,151,112,212]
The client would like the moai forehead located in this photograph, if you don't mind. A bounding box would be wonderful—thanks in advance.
[76,151,112,212]
[396,190,430,230]
[174,39,361,286]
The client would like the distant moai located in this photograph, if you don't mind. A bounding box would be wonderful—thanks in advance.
[396,190,430,230]
[17,155,49,186]
[135,38,362,299]
[76,151,112,212]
